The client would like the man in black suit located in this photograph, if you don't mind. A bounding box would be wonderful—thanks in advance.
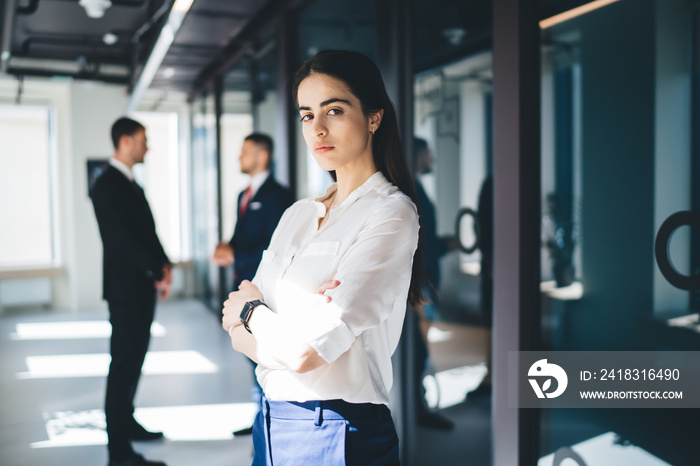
[91,117,171,466]
[213,133,292,434]
[412,137,458,430]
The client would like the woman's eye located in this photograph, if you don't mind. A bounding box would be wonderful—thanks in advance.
[300,114,313,122]
[328,108,342,116]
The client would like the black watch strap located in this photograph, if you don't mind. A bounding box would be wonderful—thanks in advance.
[240,299,265,334]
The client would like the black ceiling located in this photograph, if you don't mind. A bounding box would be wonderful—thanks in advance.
[0,0,270,92]
[0,0,590,99]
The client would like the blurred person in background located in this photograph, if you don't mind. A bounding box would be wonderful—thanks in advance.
[91,117,171,466]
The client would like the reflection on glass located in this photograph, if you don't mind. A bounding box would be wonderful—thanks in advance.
[412,23,493,460]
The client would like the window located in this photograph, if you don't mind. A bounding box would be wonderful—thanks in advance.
[132,111,187,262]
[0,105,58,267]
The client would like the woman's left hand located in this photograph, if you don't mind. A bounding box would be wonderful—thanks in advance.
[222,280,263,333]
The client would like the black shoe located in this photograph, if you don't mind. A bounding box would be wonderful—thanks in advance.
[129,422,164,441]
[417,409,455,430]
[108,453,166,466]
[233,425,253,436]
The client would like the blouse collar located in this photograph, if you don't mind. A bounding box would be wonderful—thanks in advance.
[313,171,390,217]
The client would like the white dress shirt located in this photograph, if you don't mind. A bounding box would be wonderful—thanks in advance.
[109,158,134,182]
[247,170,270,199]
[251,171,420,405]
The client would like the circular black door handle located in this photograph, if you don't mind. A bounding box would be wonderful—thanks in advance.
[655,210,700,291]
[455,207,480,254]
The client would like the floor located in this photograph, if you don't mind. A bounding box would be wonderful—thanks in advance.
[3,298,689,466]
[0,300,258,466]
[0,299,493,466]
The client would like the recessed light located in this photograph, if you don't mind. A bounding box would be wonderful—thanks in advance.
[79,0,112,19]
[441,27,467,46]
[162,67,176,79]
[102,33,118,45]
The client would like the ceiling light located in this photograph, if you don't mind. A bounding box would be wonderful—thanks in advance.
[172,0,195,12]
[162,67,176,79]
[540,0,620,29]
[102,33,118,45]
[126,0,194,113]
[441,27,468,46]
[79,0,112,19]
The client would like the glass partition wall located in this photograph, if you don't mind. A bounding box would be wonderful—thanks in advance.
[410,0,494,464]
[190,93,220,310]
[536,1,698,465]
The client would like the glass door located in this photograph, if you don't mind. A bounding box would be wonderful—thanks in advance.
[410,1,494,463]
[536,1,699,465]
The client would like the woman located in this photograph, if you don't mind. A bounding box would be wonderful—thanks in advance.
[222,50,423,466]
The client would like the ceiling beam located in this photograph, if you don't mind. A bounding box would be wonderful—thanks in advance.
[126,0,194,114]
[6,67,129,84]
[186,0,311,102]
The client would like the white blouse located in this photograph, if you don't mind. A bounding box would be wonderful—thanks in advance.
[251,171,420,405]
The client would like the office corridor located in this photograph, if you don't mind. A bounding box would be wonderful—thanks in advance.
[0,300,492,466]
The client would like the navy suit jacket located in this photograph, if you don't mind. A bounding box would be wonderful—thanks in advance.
[230,175,293,289]
[91,165,170,303]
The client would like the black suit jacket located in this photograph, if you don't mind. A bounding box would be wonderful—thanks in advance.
[415,178,449,294]
[91,165,170,303]
[230,175,293,288]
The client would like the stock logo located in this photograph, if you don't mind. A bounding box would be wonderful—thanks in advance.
[528,359,568,398]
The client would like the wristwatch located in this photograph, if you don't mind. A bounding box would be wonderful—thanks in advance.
[240,299,265,334]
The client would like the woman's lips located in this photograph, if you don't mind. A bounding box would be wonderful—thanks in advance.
[314,146,334,154]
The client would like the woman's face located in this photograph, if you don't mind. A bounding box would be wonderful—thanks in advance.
[297,73,380,175]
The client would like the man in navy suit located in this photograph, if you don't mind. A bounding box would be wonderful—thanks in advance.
[213,133,293,290]
[91,117,171,466]
[213,133,293,433]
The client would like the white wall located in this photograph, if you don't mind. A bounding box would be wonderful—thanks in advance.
[0,76,128,311]
[70,81,129,311]
[220,113,254,241]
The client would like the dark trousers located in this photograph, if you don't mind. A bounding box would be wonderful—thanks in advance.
[413,310,429,407]
[105,296,156,460]
[253,396,400,466]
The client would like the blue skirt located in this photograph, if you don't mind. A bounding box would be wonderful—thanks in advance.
[252,395,400,466]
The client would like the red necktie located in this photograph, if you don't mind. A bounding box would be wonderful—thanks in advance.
[239,186,253,218]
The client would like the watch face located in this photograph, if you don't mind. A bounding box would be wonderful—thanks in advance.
[241,300,262,322]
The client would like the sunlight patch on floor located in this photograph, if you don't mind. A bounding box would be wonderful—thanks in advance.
[16,350,217,379]
[10,321,166,340]
[424,363,488,409]
[30,403,259,448]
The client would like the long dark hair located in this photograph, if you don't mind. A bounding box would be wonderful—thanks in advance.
[293,50,425,307]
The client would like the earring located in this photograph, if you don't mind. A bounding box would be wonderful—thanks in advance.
[370,128,375,135]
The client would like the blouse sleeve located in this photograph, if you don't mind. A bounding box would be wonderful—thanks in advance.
[303,197,419,364]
